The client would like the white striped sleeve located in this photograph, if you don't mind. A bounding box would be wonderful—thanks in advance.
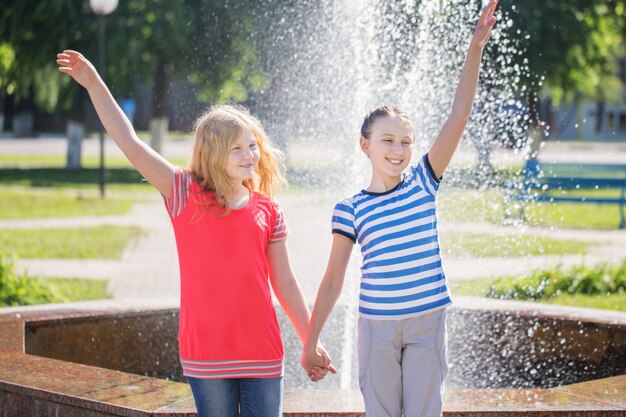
[270,204,288,242]
[331,200,356,243]
[163,167,191,219]
[411,154,442,196]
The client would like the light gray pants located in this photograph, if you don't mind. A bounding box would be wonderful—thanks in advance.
[357,309,448,417]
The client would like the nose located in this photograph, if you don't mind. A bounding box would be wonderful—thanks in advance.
[243,146,254,159]
[392,142,403,154]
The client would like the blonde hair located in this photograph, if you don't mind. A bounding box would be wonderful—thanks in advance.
[188,104,286,216]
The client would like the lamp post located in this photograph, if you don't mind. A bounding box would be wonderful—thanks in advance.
[89,0,118,198]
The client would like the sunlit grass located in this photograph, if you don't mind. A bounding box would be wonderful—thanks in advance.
[440,231,590,257]
[438,188,625,230]
[41,277,112,303]
[0,189,136,219]
[0,154,186,168]
[0,226,144,259]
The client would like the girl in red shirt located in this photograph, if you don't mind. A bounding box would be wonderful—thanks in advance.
[57,50,335,417]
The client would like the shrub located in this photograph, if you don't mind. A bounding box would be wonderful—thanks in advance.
[486,259,626,301]
[0,256,56,306]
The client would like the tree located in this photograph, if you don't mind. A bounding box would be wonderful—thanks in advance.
[496,1,625,151]
[1,1,103,165]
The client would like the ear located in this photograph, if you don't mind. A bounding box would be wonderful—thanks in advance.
[359,136,370,157]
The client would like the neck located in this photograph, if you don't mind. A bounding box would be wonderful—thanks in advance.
[230,181,250,209]
[366,172,403,193]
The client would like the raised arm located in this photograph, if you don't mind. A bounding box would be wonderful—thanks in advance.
[427,0,498,178]
[57,50,174,198]
[301,233,353,378]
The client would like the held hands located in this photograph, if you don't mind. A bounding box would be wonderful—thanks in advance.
[301,342,337,382]
[471,0,499,49]
[56,50,101,90]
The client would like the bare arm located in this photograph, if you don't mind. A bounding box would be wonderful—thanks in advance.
[57,50,174,198]
[428,0,498,178]
[267,238,337,381]
[301,234,353,374]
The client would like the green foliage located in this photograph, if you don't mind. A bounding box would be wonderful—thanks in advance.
[486,260,626,301]
[1,0,268,112]
[498,0,626,105]
[0,0,96,107]
[0,256,55,306]
[0,256,111,306]
[0,42,16,93]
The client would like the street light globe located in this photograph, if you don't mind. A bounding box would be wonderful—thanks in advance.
[89,0,118,15]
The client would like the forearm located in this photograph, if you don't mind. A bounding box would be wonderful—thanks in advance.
[274,277,311,344]
[450,41,484,119]
[86,78,173,195]
[306,274,343,347]
[87,79,148,157]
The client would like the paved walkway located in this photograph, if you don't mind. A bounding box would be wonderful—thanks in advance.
[6,191,626,302]
[3,137,626,302]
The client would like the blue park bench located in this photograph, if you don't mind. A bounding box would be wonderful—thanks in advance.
[513,159,626,229]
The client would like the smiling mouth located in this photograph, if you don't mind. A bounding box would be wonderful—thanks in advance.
[386,158,403,166]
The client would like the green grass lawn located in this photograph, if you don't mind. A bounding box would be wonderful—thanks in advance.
[0,189,137,219]
[440,231,590,257]
[438,188,625,230]
[539,292,626,311]
[40,277,111,303]
[523,201,625,229]
[0,154,187,168]
[0,166,152,189]
[0,226,144,259]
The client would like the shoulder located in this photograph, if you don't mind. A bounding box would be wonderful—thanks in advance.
[335,191,366,211]
[252,192,279,209]
[409,154,441,181]
[251,192,285,218]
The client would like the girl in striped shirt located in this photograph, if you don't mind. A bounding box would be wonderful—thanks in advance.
[57,51,334,417]
[302,2,499,416]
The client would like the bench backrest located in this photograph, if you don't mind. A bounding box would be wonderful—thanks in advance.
[523,159,626,190]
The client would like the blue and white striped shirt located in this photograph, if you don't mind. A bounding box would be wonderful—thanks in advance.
[332,154,452,320]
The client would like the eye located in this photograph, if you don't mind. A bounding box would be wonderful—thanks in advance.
[231,146,240,151]
[250,142,258,148]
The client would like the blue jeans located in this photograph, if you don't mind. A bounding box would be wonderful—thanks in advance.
[188,377,283,417]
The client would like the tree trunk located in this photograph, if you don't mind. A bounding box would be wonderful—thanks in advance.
[13,88,35,137]
[3,93,14,131]
[575,96,583,141]
[66,88,86,169]
[595,101,605,139]
[150,57,168,154]
[526,89,542,160]
[0,90,5,132]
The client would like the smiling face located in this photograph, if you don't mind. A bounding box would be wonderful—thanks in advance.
[361,115,414,181]
[225,128,260,184]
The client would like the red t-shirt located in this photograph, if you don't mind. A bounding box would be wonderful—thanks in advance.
[164,168,287,379]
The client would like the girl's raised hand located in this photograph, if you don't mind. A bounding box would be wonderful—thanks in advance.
[472,0,498,49]
[56,50,100,90]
